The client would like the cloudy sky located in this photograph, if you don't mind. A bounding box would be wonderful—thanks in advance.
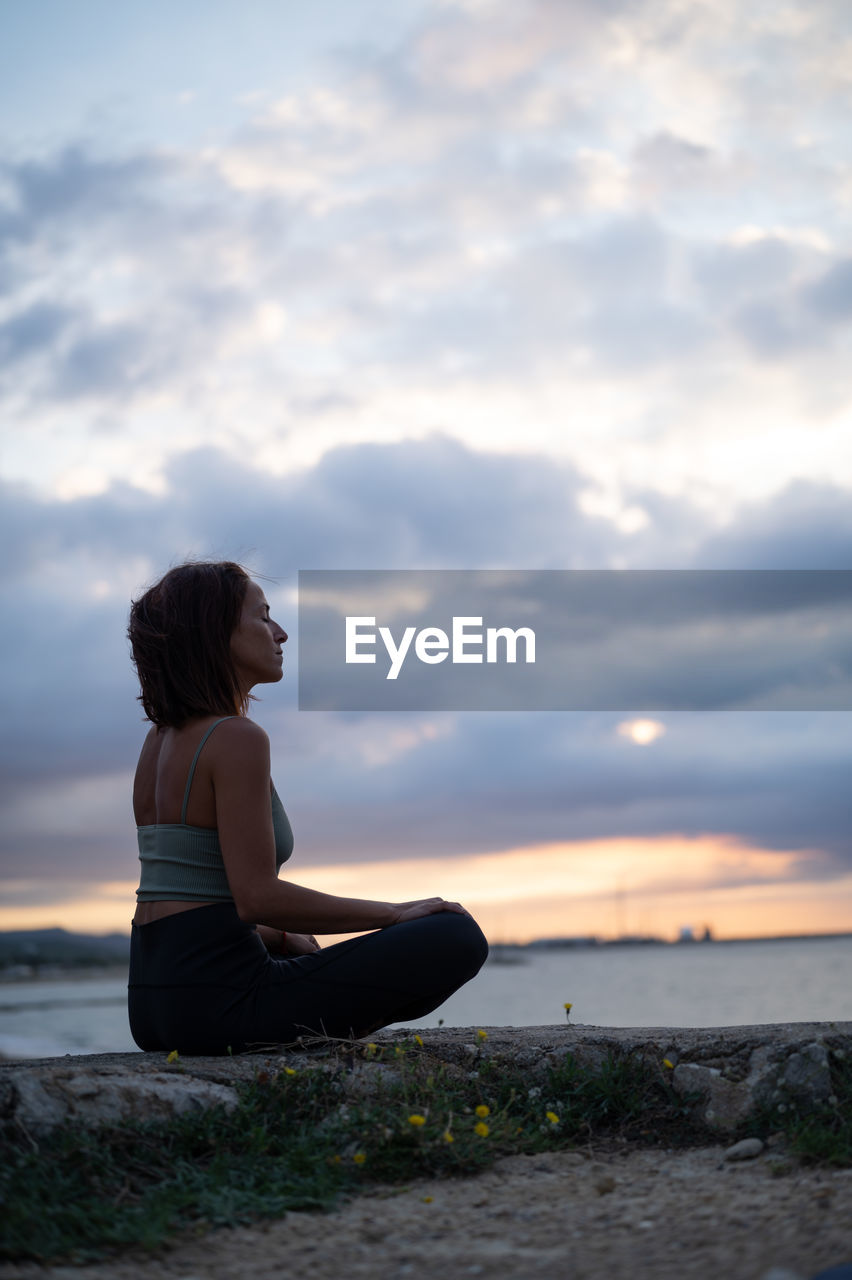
[2,0,851,942]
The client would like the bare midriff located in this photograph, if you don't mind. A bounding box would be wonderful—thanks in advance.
[132,901,219,926]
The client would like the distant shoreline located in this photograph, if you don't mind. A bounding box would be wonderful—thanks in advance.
[1,929,850,984]
[490,929,852,950]
[0,963,129,985]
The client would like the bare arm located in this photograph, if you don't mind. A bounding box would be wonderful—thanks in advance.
[210,720,468,934]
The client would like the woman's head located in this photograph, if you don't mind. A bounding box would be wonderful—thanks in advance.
[128,561,253,727]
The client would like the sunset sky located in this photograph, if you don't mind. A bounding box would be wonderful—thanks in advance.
[2,0,851,943]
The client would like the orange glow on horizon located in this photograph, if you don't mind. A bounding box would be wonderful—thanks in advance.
[0,881,139,936]
[1,835,850,944]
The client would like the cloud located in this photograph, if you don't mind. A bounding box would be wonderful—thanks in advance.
[804,259,852,323]
[283,708,852,866]
[51,321,169,399]
[3,0,852,504]
[694,481,852,569]
[690,234,799,311]
[0,147,168,239]
[2,0,852,920]
[0,302,75,366]
[1,436,851,907]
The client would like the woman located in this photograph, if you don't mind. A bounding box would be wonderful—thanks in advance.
[128,561,488,1054]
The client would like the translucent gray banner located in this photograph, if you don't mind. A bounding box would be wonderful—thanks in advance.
[297,570,852,711]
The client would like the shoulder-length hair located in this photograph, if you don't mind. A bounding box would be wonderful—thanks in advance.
[128,561,251,728]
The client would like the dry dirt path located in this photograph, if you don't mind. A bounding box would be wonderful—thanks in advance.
[3,1143,851,1280]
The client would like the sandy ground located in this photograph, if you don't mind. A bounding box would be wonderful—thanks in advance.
[4,1143,852,1280]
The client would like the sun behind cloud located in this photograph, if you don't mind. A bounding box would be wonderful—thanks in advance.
[617,718,666,745]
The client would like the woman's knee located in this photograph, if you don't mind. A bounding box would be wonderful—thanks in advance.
[426,911,489,975]
[460,913,489,971]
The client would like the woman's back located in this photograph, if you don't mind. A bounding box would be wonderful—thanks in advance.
[133,716,230,831]
[133,716,293,920]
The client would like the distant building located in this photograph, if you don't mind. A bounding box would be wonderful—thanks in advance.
[676,924,714,943]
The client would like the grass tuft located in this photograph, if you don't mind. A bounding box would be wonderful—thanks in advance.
[783,1052,852,1167]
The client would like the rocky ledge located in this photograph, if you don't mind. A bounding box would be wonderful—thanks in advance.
[1,1021,849,1137]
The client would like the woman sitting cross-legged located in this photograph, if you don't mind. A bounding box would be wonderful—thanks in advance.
[127,560,488,1055]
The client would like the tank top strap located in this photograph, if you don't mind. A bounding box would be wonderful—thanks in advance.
[180,717,237,824]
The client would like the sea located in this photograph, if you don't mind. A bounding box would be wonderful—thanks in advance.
[1,934,850,1059]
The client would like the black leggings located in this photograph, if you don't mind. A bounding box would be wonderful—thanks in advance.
[128,904,488,1055]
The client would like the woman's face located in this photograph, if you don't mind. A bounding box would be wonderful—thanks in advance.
[229,580,288,693]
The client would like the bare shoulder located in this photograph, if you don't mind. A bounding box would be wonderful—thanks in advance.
[211,716,269,745]
[205,716,270,765]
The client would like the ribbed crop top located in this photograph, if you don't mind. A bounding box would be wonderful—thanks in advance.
[136,717,293,903]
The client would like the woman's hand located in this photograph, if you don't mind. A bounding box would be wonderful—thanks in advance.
[389,897,471,926]
[283,932,321,955]
[256,925,320,955]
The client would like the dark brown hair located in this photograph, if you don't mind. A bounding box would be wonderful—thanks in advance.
[128,561,251,728]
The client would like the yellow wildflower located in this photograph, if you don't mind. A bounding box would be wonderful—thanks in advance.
[422,1196,434,1203]
[353,1151,366,1165]
[474,1121,490,1138]
[475,1105,490,1118]
[167,1049,180,1064]
[331,1154,341,1164]
[394,1045,406,1058]
[442,1130,454,1144]
[564,1002,573,1011]
[283,1067,297,1076]
[476,1029,488,1042]
[663,1058,675,1070]
[365,1043,378,1057]
[408,1114,427,1127]
[546,1111,560,1125]
[414,1033,424,1047]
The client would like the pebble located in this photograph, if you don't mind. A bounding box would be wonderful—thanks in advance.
[724,1137,765,1162]
[765,1131,788,1148]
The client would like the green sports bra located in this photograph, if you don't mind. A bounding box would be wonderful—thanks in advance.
[136,717,293,903]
